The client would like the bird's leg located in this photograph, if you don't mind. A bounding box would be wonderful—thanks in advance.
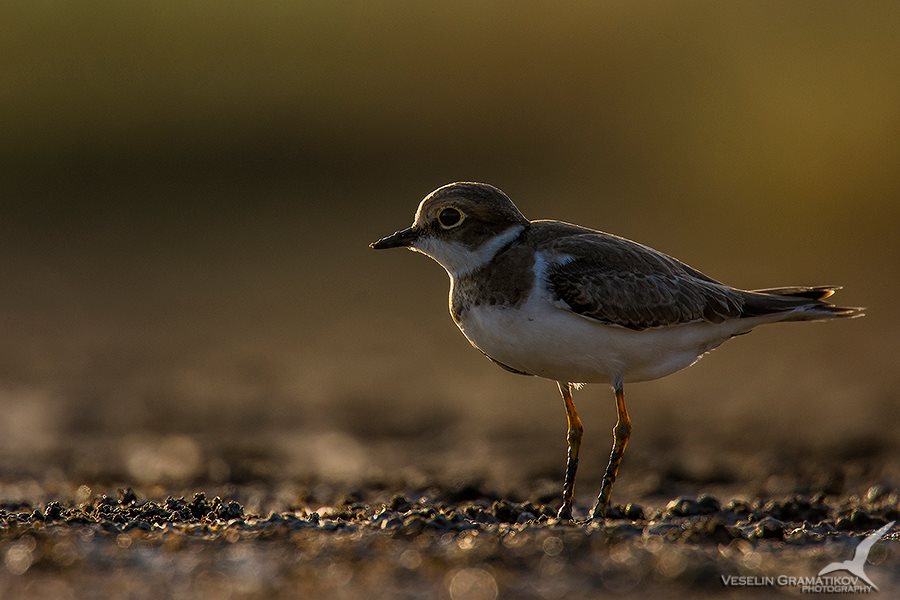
[590,386,632,520]
[556,381,584,520]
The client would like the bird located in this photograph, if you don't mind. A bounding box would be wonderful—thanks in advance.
[817,521,894,590]
[370,182,864,521]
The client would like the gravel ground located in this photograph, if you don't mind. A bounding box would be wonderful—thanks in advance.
[1,473,898,599]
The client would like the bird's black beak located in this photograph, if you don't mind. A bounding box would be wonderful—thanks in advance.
[369,227,419,249]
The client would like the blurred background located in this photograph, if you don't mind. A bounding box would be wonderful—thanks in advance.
[1,1,898,505]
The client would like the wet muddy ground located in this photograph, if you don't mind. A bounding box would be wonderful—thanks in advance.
[1,443,898,599]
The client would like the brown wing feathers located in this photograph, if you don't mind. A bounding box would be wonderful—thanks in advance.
[540,229,860,330]
[544,232,745,330]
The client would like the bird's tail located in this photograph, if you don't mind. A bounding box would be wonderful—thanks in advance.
[742,285,865,322]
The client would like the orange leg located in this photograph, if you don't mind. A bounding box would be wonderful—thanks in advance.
[590,386,632,520]
[556,382,584,520]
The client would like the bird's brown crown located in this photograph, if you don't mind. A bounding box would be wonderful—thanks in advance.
[413,182,529,249]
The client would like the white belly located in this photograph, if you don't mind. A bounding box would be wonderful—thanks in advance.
[456,299,766,385]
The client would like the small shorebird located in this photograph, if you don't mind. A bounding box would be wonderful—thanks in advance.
[371,182,863,521]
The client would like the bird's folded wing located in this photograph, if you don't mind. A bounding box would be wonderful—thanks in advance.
[544,233,746,330]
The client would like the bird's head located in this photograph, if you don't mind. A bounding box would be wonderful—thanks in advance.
[370,182,529,276]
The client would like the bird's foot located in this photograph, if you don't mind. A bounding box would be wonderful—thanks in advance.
[553,504,606,526]
[589,503,607,522]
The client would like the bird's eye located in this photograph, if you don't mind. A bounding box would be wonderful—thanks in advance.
[438,207,464,229]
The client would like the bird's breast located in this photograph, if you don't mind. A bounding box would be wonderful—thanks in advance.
[448,248,535,322]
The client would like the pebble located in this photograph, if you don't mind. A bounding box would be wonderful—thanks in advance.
[751,517,785,540]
